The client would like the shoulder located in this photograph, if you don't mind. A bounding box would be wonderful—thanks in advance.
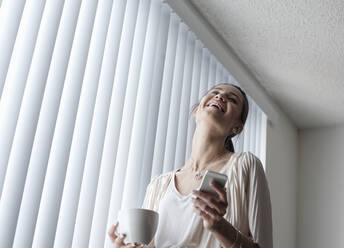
[233,153,271,203]
[147,171,173,189]
[143,171,174,211]
[235,151,265,175]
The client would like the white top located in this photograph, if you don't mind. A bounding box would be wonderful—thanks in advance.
[142,152,273,248]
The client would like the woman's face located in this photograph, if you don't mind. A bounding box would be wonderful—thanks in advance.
[194,84,245,135]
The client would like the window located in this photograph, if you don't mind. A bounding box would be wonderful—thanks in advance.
[0,0,266,247]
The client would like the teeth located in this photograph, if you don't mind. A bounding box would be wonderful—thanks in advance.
[208,103,223,112]
[213,104,220,109]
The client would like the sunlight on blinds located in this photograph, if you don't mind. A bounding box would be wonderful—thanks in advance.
[0,0,267,247]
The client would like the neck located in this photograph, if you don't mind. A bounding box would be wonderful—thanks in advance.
[186,123,232,173]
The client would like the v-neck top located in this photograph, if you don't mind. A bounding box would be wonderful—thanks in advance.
[172,154,234,200]
[142,152,273,248]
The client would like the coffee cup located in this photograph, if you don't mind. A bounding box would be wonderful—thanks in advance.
[117,208,159,245]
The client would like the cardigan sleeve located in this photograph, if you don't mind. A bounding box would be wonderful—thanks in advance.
[140,172,173,247]
[142,173,173,212]
[245,152,273,248]
[142,175,159,210]
[141,176,159,248]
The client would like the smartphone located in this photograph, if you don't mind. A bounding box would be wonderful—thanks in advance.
[197,170,228,196]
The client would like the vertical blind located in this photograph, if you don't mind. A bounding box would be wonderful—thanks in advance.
[0,0,267,247]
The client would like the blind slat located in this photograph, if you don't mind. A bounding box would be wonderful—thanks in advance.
[199,48,210,98]
[81,0,129,246]
[0,0,267,246]
[0,0,26,99]
[249,100,257,155]
[105,0,152,238]
[32,0,99,246]
[174,32,195,171]
[215,62,223,83]
[163,22,188,172]
[0,0,44,200]
[208,56,216,88]
[121,0,161,210]
[87,0,141,246]
[151,13,179,178]
[0,0,47,246]
[185,40,202,162]
[137,3,171,209]
[53,0,113,247]
[11,0,83,245]
[255,103,262,157]
[11,0,68,246]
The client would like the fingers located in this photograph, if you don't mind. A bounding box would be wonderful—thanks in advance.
[192,196,223,216]
[126,243,144,248]
[108,222,119,242]
[108,224,144,248]
[192,189,227,216]
[114,233,126,247]
[210,181,228,204]
[192,197,223,219]
[108,222,128,247]
[193,204,212,221]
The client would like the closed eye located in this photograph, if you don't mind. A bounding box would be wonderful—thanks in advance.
[211,91,237,104]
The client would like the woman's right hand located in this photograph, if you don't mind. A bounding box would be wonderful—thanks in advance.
[108,221,144,248]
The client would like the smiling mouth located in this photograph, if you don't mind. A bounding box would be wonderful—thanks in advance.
[206,104,224,112]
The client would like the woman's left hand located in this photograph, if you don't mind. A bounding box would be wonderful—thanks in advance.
[191,180,228,231]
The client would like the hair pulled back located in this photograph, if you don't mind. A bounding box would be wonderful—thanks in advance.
[189,83,249,152]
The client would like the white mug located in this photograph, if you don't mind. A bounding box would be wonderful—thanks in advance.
[117,208,159,245]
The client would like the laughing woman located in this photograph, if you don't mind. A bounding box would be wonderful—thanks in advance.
[109,83,273,248]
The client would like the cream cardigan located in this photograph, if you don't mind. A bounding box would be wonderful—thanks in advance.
[142,152,273,248]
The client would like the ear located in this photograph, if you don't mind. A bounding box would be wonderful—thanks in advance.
[233,124,244,135]
[193,105,199,118]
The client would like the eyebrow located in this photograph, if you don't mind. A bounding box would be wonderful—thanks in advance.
[212,87,241,102]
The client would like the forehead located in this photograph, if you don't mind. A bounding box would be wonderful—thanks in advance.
[210,85,244,100]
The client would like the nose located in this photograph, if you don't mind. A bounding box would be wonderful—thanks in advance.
[215,93,225,102]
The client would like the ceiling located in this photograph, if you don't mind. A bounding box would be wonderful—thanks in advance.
[190,0,344,129]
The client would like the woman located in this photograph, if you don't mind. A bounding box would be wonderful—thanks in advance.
[108,83,273,248]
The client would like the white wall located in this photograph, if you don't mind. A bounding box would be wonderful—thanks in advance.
[265,109,299,248]
[297,124,344,248]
